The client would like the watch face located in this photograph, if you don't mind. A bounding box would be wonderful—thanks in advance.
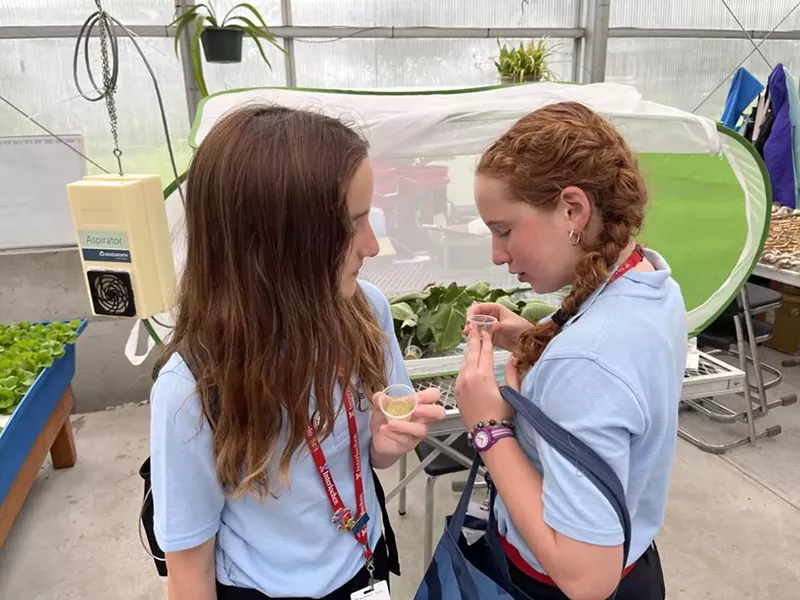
[474,429,490,449]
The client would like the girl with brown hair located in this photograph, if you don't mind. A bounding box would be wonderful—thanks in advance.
[456,102,686,600]
[149,105,444,600]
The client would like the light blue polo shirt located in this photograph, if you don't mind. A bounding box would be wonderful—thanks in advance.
[496,249,687,572]
[149,280,409,598]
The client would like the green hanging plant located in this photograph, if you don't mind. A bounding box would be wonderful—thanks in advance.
[494,38,559,84]
[169,2,286,97]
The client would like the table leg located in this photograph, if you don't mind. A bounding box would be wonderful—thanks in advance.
[50,387,77,469]
[397,453,407,516]
[0,386,77,547]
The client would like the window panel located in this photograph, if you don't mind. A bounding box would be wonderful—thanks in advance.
[293,37,575,89]
[290,0,577,28]
[0,0,173,26]
[606,38,799,118]
[0,37,191,184]
[609,0,800,31]
[211,0,282,26]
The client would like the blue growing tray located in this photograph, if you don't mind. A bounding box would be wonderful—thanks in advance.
[0,319,88,504]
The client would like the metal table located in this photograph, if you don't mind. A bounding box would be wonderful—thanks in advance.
[386,349,746,503]
[753,262,800,288]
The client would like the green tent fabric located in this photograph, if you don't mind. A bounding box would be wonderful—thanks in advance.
[127,83,771,364]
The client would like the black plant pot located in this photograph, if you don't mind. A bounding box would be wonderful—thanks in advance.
[201,27,244,63]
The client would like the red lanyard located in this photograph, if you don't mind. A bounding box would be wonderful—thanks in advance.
[305,382,372,564]
[608,244,645,283]
[550,245,645,328]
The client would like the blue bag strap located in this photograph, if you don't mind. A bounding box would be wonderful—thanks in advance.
[448,451,484,537]
[498,385,632,571]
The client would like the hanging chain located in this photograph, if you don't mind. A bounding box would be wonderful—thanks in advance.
[95,0,124,175]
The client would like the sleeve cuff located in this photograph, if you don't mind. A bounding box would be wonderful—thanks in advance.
[542,507,624,547]
[154,520,220,553]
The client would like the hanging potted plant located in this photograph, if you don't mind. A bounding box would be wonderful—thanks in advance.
[494,38,558,84]
[169,2,286,97]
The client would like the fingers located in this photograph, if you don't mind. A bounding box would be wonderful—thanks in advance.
[382,419,428,440]
[479,331,495,369]
[415,387,441,405]
[411,403,446,424]
[467,303,499,318]
[462,326,482,372]
[377,426,418,450]
[505,356,521,391]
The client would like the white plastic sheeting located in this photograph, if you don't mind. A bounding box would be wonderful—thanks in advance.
[189,83,722,157]
[125,83,765,365]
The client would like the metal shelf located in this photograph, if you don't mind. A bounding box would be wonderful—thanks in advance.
[753,263,800,288]
[410,350,745,435]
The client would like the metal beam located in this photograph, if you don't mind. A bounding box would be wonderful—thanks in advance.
[584,0,610,83]
[0,25,584,40]
[609,27,800,40]
[3,23,800,43]
[571,0,585,82]
[175,0,202,125]
[0,25,173,38]
[280,0,297,87]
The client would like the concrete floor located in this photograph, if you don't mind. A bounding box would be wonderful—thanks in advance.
[2,349,800,599]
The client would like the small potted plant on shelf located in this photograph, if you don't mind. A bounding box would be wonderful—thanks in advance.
[169,2,286,96]
[494,38,558,84]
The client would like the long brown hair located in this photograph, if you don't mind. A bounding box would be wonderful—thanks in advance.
[158,105,387,499]
[477,102,648,371]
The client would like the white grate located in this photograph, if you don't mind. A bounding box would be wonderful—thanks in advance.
[686,355,732,378]
[411,352,743,410]
[414,375,458,409]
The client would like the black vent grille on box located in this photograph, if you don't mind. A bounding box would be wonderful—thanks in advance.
[87,270,137,317]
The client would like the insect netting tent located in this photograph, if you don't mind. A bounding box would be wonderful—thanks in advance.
[125,82,770,366]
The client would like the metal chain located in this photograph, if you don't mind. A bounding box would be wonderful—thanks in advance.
[95,0,124,175]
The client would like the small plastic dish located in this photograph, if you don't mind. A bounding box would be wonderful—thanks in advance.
[379,383,418,422]
[404,344,423,360]
[466,314,497,337]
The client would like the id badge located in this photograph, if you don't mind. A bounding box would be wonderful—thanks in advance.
[351,580,390,600]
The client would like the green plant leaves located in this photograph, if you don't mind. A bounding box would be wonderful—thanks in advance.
[0,320,82,417]
[388,281,557,358]
[495,37,560,83]
[390,302,418,329]
[190,14,210,97]
[223,3,268,29]
[169,3,217,55]
[226,15,287,69]
[496,296,518,312]
[429,301,467,351]
[171,2,283,98]
[521,301,556,323]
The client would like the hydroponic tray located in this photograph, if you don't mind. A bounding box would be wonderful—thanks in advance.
[0,318,87,548]
[410,349,745,436]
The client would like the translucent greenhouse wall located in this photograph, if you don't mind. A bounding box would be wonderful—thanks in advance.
[126,82,770,364]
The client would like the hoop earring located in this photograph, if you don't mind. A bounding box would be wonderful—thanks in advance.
[568,229,582,246]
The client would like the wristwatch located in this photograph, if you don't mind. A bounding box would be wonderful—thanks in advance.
[468,420,515,452]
